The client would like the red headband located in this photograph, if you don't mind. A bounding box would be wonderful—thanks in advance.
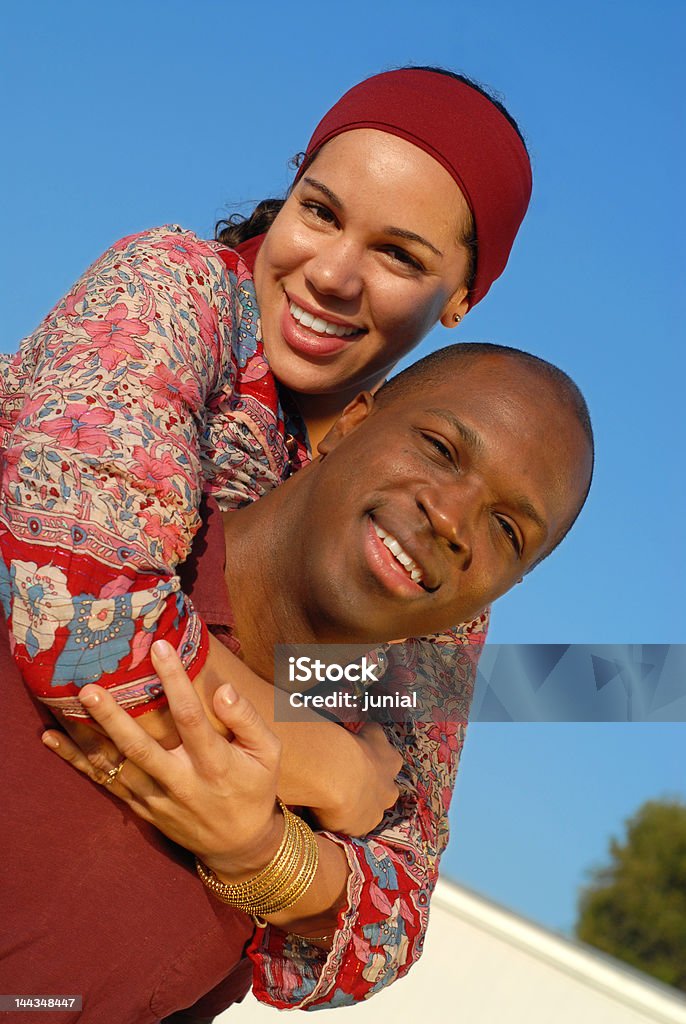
[296,69,532,308]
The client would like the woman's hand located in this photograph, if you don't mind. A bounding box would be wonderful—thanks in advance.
[194,636,405,834]
[42,713,128,786]
[43,640,352,936]
[43,639,283,878]
[43,630,404,841]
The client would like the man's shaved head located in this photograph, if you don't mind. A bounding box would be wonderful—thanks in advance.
[376,343,594,559]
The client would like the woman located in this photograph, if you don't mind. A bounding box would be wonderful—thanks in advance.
[0,66,532,1015]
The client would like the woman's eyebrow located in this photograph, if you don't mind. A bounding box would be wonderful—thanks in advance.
[302,177,344,210]
[383,227,443,258]
[301,177,442,257]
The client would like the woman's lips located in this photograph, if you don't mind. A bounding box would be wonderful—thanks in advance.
[279,297,363,358]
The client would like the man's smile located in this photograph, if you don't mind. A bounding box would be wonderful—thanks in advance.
[364,514,441,599]
[371,519,426,586]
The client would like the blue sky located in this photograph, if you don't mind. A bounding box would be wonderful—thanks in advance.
[2,1,683,937]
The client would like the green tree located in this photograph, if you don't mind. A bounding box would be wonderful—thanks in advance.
[575,799,686,992]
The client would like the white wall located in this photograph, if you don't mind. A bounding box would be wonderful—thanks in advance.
[220,880,686,1024]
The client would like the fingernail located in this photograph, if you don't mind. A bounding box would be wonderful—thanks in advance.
[42,733,59,750]
[220,683,237,706]
[80,689,100,708]
[152,639,174,660]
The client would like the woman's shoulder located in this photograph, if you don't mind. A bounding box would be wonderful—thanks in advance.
[106,224,252,285]
[108,223,217,259]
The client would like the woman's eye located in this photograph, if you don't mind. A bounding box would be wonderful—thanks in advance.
[497,517,522,557]
[301,201,337,225]
[384,247,423,271]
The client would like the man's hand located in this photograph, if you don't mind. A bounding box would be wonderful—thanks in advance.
[311,722,402,836]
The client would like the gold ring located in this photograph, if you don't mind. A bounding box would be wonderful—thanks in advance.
[104,757,126,787]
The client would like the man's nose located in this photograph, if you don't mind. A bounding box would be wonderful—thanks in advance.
[304,236,364,301]
[416,482,476,569]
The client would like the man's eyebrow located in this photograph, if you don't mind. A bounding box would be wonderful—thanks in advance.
[301,177,344,210]
[427,408,548,532]
[427,409,485,453]
[301,177,443,257]
[510,495,547,533]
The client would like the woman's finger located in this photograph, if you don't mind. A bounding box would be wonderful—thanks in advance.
[150,640,225,772]
[42,729,112,785]
[52,711,126,772]
[213,683,281,771]
[78,684,173,782]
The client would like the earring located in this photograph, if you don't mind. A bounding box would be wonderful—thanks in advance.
[453,313,462,324]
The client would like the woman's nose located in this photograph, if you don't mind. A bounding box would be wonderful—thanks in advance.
[304,237,364,302]
[416,482,476,570]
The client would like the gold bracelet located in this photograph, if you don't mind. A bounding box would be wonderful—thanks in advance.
[239,816,318,916]
[196,799,319,918]
[196,804,318,916]
[196,802,302,908]
[241,817,318,917]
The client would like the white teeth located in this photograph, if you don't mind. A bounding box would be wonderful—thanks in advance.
[371,520,424,585]
[289,301,359,338]
[384,536,403,557]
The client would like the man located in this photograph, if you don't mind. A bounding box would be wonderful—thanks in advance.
[0,344,593,1022]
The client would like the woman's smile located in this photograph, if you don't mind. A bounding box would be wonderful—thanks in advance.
[288,297,364,338]
[280,293,366,358]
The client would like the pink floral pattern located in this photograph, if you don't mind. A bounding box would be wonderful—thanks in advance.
[40,402,117,455]
[0,226,292,716]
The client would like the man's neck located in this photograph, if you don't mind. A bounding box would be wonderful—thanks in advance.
[291,373,389,453]
[222,473,317,679]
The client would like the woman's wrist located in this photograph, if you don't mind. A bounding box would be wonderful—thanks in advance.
[204,802,284,882]
[261,834,348,937]
[197,801,321,919]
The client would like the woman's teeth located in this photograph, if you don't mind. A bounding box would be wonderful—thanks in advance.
[289,301,359,337]
[372,521,424,585]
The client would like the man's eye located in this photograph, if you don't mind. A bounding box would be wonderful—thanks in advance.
[423,433,455,463]
[497,516,522,557]
[301,201,337,225]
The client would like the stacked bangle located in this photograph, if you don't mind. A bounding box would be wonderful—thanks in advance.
[195,798,319,919]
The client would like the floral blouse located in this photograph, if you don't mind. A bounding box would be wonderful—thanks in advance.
[0,226,295,716]
[0,225,488,1010]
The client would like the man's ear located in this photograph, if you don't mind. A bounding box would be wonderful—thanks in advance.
[439,286,469,329]
[317,392,375,457]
